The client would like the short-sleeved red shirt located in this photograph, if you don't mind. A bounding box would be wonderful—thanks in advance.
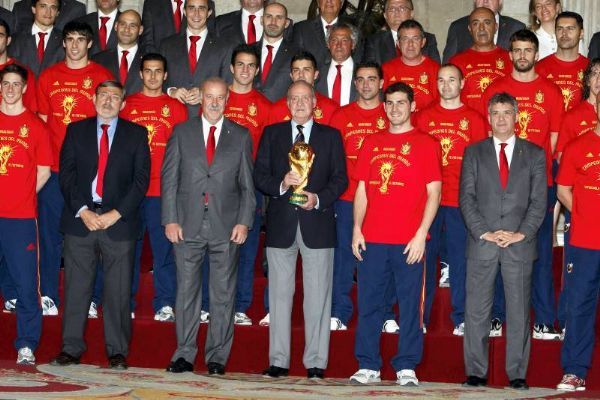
[120,93,188,196]
[355,129,442,244]
[37,61,114,171]
[331,102,388,202]
[382,56,440,112]
[268,92,338,125]
[556,132,600,250]
[0,110,52,218]
[0,59,38,113]
[557,100,597,155]
[536,54,588,112]
[414,104,487,206]
[449,47,512,110]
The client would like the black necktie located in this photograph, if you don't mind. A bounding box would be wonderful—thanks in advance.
[294,125,305,143]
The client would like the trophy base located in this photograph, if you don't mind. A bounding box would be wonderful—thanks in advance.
[289,193,308,205]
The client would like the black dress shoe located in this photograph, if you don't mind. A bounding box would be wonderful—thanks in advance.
[262,365,289,378]
[509,378,529,390]
[207,362,225,375]
[108,354,128,370]
[50,352,80,366]
[307,367,324,379]
[463,375,487,387]
[166,357,194,373]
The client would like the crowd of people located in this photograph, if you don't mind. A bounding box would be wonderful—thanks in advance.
[0,0,599,393]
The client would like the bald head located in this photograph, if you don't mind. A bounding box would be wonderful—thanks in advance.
[468,7,497,49]
[116,10,143,47]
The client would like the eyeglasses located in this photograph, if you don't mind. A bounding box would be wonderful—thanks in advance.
[386,6,413,13]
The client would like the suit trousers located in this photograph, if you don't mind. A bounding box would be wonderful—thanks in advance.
[464,257,532,380]
[171,213,240,366]
[62,230,135,357]
[266,224,333,369]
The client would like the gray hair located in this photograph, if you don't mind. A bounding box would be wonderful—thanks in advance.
[487,92,518,114]
[326,21,359,47]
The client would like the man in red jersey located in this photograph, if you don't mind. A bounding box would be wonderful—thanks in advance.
[449,7,512,111]
[350,82,441,386]
[483,29,563,340]
[0,64,51,365]
[415,64,486,336]
[382,19,439,112]
[35,20,113,317]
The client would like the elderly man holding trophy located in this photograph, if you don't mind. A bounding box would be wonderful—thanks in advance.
[254,80,348,379]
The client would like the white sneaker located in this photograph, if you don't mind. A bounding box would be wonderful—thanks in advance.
[382,319,399,333]
[131,312,136,319]
[560,327,566,341]
[423,324,427,334]
[489,318,502,337]
[234,312,252,325]
[533,324,561,340]
[350,369,381,384]
[330,317,348,331]
[41,296,58,316]
[259,313,270,326]
[154,306,175,322]
[439,262,450,287]
[200,310,210,323]
[557,373,585,391]
[397,369,419,386]
[17,347,35,365]
[453,322,465,336]
[88,302,98,319]
[3,299,16,313]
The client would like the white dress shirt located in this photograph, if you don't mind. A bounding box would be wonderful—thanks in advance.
[98,8,118,37]
[186,27,208,62]
[321,16,338,38]
[493,134,516,168]
[327,57,354,106]
[261,36,283,68]
[32,23,53,49]
[242,7,264,42]
[171,0,183,15]
[201,115,224,147]
[117,44,137,71]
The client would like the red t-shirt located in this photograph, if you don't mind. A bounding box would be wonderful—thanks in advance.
[268,92,338,125]
[536,54,588,112]
[449,47,512,111]
[120,93,188,197]
[482,75,563,185]
[223,89,271,158]
[0,110,52,218]
[37,61,114,171]
[557,100,598,155]
[382,56,439,112]
[0,59,38,113]
[331,102,388,202]
[355,129,442,244]
[556,132,600,250]
[414,104,487,207]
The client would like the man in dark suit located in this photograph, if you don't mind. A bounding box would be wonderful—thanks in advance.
[93,10,144,95]
[460,92,547,390]
[255,80,347,379]
[589,32,600,60]
[77,0,120,56]
[364,0,440,65]
[9,0,65,77]
[215,0,263,46]
[13,0,84,32]
[442,0,525,63]
[162,77,255,375]
[50,80,150,369]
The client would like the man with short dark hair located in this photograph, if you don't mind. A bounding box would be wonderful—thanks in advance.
[13,0,84,32]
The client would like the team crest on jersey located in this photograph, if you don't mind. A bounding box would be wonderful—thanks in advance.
[459,118,469,131]
[401,142,411,156]
[161,105,171,118]
[419,72,428,85]
[82,77,93,90]
[313,106,323,120]
[496,59,505,70]
[248,103,257,117]
[567,263,573,274]
[19,125,29,138]
[535,90,544,104]
[376,117,386,130]
[578,70,584,82]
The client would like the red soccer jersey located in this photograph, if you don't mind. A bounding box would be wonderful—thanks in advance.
[223,89,271,158]
[0,59,38,113]
[536,54,588,112]
[121,93,188,196]
[268,92,338,125]
[556,132,600,250]
[331,102,388,202]
[449,47,512,111]
[382,56,439,112]
[414,104,487,207]
[0,110,52,218]
[482,75,563,186]
[557,100,598,155]
[355,129,442,244]
[37,61,114,171]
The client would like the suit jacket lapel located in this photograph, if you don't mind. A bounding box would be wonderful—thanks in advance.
[210,120,235,171]
[87,118,100,173]
[234,11,245,44]
[482,138,503,192]
[506,138,525,190]
[384,30,395,58]
[279,121,294,155]
[267,41,290,85]
[195,34,215,79]
[312,18,327,51]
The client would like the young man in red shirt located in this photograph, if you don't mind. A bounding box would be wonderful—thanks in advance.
[415,64,486,336]
[0,64,52,364]
[350,82,441,386]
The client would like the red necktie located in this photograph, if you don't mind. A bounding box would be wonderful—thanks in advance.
[99,16,110,50]
[173,0,182,33]
[189,35,200,73]
[262,44,273,83]
[204,125,216,204]
[119,50,129,85]
[499,142,509,189]
[332,64,342,105]
[247,14,257,44]
[37,32,47,62]
[96,124,109,198]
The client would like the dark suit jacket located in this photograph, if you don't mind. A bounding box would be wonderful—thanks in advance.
[92,46,145,95]
[13,0,85,31]
[76,11,120,56]
[442,14,525,63]
[254,121,348,249]
[215,9,294,46]
[8,25,65,76]
[59,117,150,240]
[589,32,600,61]
[252,38,297,102]
[0,7,16,34]
[161,117,255,241]
[459,137,547,262]
[363,29,440,65]
[315,59,358,104]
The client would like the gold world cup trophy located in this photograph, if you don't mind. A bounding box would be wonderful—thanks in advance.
[288,141,315,205]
